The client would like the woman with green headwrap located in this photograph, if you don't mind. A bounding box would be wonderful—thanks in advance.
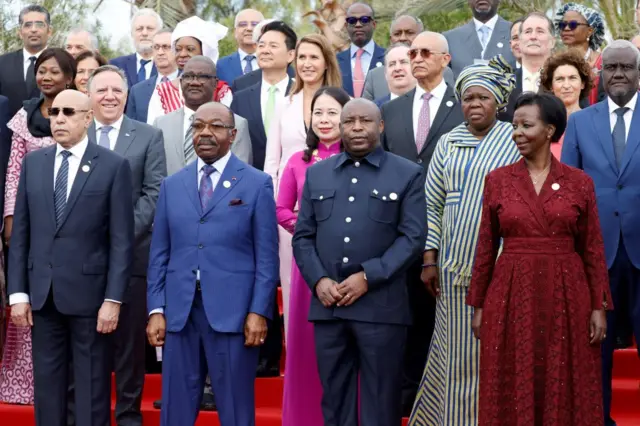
[409,56,522,426]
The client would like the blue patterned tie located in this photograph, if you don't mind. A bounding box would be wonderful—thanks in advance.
[612,107,629,169]
[54,151,72,226]
[199,164,216,210]
[243,55,255,74]
[137,59,151,83]
[98,125,112,149]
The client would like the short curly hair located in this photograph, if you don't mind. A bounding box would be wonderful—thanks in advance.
[539,49,593,100]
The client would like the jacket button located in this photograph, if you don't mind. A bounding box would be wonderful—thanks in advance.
[48,263,52,268]
[614,212,619,216]
[417,159,423,164]
[200,219,205,224]
[198,244,204,249]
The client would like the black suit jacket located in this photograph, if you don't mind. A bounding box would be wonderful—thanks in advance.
[231,78,293,170]
[8,141,134,316]
[230,67,296,93]
[0,50,41,116]
[0,96,11,221]
[381,86,464,171]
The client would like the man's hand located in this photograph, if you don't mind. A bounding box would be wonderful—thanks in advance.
[96,301,121,334]
[11,302,32,327]
[336,272,368,307]
[147,313,166,347]
[244,313,268,347]
[4,216,13,246]
[315,277,343,307]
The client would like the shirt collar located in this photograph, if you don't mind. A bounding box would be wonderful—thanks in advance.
[95,115,124,133]
[473,14,498,32]
[414,79,447,101]
[261,75,289,94]
[390,93,399,101]
[238,48,256,62]
[56,136,89,158]
[350,39,375,58]
[184,106,196,121]
[136,52,152,65]
[156,69,179,84]
[522,65,540,81]
[334,145,384,169]
[197,149,232,175]
[23,48,45,62]
[608,92,638,114]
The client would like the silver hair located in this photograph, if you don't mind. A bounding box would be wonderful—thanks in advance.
[603,39,640,68]
[234,9,265,28]
[130,8,163,34]
[384,42,410,64]
[66,28,98,50]
[390,15,424,36]
[87,65,129,94]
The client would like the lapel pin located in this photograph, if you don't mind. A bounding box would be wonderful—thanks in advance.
[223,180,231,188]
[389,192,398,200]
[82,165,90,172]
[125,133,130,137]
[382,196,387,200]
[497,42,504,48]
[551,183,560,191]
[232,176,237,181]
[373,189,378,195]
[446,101,453,107]
[376,61,382,67]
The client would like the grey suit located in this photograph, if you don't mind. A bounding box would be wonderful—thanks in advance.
[86,116,166,426]
[444,16,515,79]
[363,66,455,102]
[154,108,252,176]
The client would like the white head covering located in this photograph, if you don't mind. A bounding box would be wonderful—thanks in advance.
[252,18,276,44]
[172,16,228,63]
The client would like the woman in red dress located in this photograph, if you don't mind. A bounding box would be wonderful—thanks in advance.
[467,92,612,425]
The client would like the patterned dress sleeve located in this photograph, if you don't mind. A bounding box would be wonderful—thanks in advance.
[467,173,501,308]
[4,132,28,219]
[576,175,613,311]
[425,133,448,251]
[276,155,299,234]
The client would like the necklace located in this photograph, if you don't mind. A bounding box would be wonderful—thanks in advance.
[528,163,550,185]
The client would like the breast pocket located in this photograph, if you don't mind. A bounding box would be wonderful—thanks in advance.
[368,193,398,224]
[311,190,335,222]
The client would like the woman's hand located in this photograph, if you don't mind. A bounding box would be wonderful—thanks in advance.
[421,265,440,298]
[590,309,607,345]
[472,308,483,340]
[4,216,13,246]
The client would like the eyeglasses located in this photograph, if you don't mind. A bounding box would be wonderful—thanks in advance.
[237,21,261,28]
[408,48,447,60]
[346,16,374,26]
[181,73,217,83]
[558,20,590,31]
[22,21,47,29]
[153,44,172,52]
[48,107,89,117]
[192,121,234,132]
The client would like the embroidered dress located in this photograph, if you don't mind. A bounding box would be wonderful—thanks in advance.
[156,79,233,117]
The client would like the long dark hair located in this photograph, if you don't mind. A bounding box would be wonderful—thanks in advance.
[302,86,351,163]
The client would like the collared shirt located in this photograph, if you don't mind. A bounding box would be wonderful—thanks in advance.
[146,70,180,124]
[260,76,289,122]
[522,65,541,94]
[608,92,638,143]
[474,14,498,58]
[23,48,45,79]
[412,79,447,141]
[350,39,375,79]
[94,115,125,151]
[238,48,259,73]
[136,52,154,80]
[390,93,399,101]
[155,69,179,86]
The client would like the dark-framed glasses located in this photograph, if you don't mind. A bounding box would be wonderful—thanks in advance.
[345,16,374,26]
[181,73,217,83]
[48,107,89,117]
[408,48,446,60]
[558,20,590,31]
[192,121,235,132]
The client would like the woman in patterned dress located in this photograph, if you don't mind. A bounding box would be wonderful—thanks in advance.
[467,92,611,425]
[1,48,76,405]
[409,56,521,426]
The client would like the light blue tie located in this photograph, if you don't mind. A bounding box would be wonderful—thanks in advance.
[99,125,113,149]
[479,26,490,51]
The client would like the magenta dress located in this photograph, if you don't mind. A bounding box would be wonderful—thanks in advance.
[278,141,341,426]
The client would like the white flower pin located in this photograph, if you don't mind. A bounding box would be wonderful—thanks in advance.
[376,61,383,67]
[82,165,90,172]
[223,180,231,188]
[497,42,504,48]
[446,101,453,107]
[389,192,398,200]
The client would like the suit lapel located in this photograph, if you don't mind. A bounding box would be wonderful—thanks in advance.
[285,77,294,96]
[620,97,640,175]
[202,155,245,217]
[181,162,202,215]
[593,102,618,174]
[369,44,385,71]
[114,117,136,156]
[422,85,457,153]
[126,55,138,87]
[540,157,565,206]
[13,51,28,98]
[463,21,483,58]
[58,142,100,232]
[173,109,186,163]
[510,160,551,234]
[484,18,508,59]
[232,52,243,78]
[42,145,57,231]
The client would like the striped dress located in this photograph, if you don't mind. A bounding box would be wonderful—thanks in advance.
[409,121,521,426]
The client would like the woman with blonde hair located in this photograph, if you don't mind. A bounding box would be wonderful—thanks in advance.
[264,33,342,334]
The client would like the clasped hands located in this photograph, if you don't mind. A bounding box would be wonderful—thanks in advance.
[315,272,368,308]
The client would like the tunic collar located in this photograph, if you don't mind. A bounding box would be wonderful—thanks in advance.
[334,145,384,169]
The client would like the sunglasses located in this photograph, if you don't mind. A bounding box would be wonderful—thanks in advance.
[558,20,590,31]
[345,16,374,26]
[408,48,446,60]
[48,107,89,117]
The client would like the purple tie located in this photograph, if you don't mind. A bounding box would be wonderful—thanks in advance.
[415,92,433,152]
[199,164,216,210]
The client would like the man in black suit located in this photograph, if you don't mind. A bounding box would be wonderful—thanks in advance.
[380,30,464,416]
[293,98,426,426]
[0,4,51,116]
[0,96,11,225]
[8,89,134,426]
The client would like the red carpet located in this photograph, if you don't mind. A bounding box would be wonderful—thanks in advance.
[1,348,639,425]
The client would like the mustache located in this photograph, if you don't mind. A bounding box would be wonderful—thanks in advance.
[196,138,218,146]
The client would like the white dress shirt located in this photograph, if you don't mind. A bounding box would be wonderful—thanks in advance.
[350,39,376,79]
[9,138,119,305]
[608,93,637,143]
[522,65,541,94]
[412,79,447,141]
[474,14,498,58]
[23,48,45,79]
[136,53,154,80]
[149,150,232,316]
[260,76,289,122]
[238,48,259,73]
[94,116,124,151]
[390,93,399,101]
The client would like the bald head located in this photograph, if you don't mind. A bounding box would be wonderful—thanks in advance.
[342,98,381,122]
[410,31,451,87]
[50,90,93,148]
[412,31,449,53]
[185,55,216,73]
[347,2,374,16]
[235,8,265,52]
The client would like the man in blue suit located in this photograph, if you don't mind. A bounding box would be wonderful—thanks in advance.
[217,9,264,85]
[562,39,640,426]
[337,3,386,97]
[146,102,279,426]
[110,9,161,89]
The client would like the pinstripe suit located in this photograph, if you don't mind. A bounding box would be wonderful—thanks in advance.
[409,121,520,426]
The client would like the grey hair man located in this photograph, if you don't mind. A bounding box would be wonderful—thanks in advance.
[65,28,98,58]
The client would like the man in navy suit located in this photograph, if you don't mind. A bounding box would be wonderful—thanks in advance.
[8,90,134,426]
[217,9,265,85]
[126,29,179,124]
[337,3,386,97]
[293,98,425,426]
[146,102,279,426]
[562,40,640,426]
[231,21,296,171]
[110,8,161,89]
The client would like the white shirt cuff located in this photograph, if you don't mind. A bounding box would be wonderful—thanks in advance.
[9,293,29,305]
[149,308,164,316]
[104,299,121,304]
